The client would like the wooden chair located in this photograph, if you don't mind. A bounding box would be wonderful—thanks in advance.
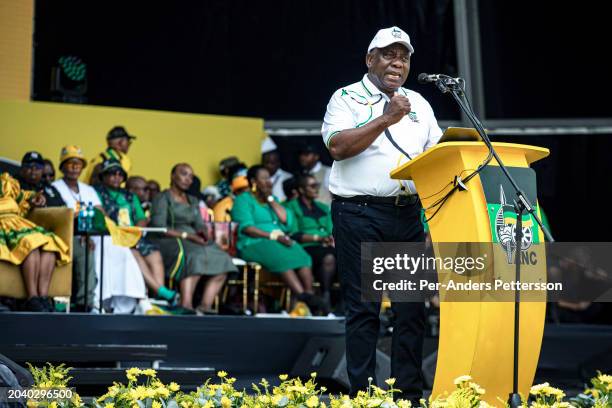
[0,207,74,298]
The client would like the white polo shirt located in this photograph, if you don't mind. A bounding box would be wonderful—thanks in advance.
[322,74,442,197]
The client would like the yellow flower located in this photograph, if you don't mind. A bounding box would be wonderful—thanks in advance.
[49,402,57,408]
[272,394,285,405]
[279,374,288,381]
[453,375,472,385]
[310,372,317,378]
[397,400,412,408]
[169,382,180,392]
[221,396,232,408]
[203,401,214,408]
[180,401,192,408]
[287,385,308,394]
[306,396,319,407]
[142,369,157,377]
[72,393,83,407]
[218,370,228,378]
[385,378,396,386]
[152,402,162,408]
[127,367,141,377]
[104,404,114,408]
[530,382,550,395]
[258,395,271,404]
[129,385,148,401]
[155,386,170,398]
[598,374,612,384]
[367,398,383,407]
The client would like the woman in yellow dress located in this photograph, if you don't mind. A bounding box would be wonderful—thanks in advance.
[0,172,70,312]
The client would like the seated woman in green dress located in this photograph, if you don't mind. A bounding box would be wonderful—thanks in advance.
[231,165,324,311]
[150,163,237,314]
[95,158,177,304]
[284,174,336,306]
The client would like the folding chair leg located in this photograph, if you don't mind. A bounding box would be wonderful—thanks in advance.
[253,264,261,315]
[285,289,292,311]
[241,265,248,313]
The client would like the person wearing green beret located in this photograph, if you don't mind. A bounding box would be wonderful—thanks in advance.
[284,174,336,307]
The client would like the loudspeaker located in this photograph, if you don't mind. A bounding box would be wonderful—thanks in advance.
[290,337,390,390]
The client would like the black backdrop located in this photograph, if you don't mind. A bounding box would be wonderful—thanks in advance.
[33,0,458,120]
[478,2,610,119]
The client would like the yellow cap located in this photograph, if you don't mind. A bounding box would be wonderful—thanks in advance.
[59,145,87,168]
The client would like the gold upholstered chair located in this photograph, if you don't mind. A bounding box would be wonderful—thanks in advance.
[0,207,74,298]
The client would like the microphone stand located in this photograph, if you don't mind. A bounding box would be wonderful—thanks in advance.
[428,76,555,408]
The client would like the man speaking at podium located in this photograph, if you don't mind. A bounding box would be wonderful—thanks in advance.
[321,26,442,401]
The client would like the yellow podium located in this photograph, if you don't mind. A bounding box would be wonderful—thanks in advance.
[391,138,549,402]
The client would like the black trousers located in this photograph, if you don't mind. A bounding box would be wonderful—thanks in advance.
[331,198,425,401]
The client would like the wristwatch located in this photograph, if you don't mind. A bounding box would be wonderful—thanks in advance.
[266,195,274,203]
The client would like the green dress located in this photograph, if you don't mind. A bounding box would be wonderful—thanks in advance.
[283,198,333,247]
[231,192,311,273]
[150,190,237,283]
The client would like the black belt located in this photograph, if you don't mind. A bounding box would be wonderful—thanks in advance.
[332,194,419,207]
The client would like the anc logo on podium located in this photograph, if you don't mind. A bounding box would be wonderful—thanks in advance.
[479,166,541,265]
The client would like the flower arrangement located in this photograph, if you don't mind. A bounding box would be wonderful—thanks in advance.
[422,375,489,408]
[26,362,83,407]
[570,372,612,408]
[175,371,247,408]
[329,377,412,408]
[244,372,326,408]
[526,382,569,408]
[94,367,181,408]
[25,364,611,408]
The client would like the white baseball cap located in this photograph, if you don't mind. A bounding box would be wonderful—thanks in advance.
[261,136,278,154]
[367,26,414,54]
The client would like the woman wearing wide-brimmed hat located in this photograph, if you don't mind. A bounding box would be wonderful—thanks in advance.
[53,145,146,313]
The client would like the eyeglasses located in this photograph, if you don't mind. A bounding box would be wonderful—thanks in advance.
[380,50,410,63]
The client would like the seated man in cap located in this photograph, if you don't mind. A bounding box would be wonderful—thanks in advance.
[84,126,136,185]
[96,159,177,304]
[15,151,65,207]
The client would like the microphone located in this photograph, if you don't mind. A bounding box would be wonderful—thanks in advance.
[417,73,441,83]
[417,73,461,84]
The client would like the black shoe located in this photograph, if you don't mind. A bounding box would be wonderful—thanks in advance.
[297,293,330,316]
[41,297,54,312]
[23,297,47,312]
